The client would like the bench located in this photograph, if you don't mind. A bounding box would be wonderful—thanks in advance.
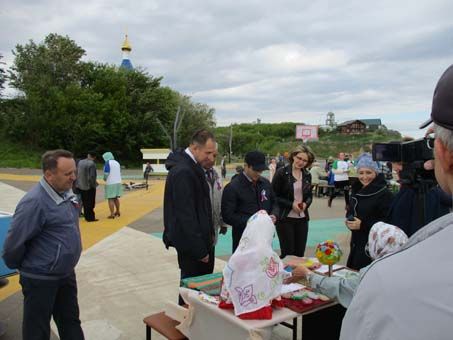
[123,181,148,190]
[143,311,187,340]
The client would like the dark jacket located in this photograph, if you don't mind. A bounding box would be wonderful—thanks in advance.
[272,165,313,221]
[3,179,82,279]
[75,158,97,190]
[387,185,452,237]
[163,149,214,260]
[221,172,276,231]
[346,173,393,270]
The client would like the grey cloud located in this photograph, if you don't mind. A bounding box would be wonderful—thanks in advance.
[1,0,451,135]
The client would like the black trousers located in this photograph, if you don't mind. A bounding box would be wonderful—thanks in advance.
[232,225,247,253]
[276,217,309,258]
[330,180,350,206]
[20,272,84,340]
[177,247,215,305]
[80,188,96,221]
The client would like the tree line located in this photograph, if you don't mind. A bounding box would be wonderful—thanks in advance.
[0,34,215,163]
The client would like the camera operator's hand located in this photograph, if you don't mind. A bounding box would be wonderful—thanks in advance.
[424,160,435,170]
[345,217,361,230]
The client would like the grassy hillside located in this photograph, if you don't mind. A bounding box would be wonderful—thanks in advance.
[0,137,43,168]
[215,122,402,160]
[306,130,401,159]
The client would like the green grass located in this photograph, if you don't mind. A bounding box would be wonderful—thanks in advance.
[0,136,43,168]
[293,130,401,159]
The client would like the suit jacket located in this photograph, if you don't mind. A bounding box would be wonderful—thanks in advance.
[221,172,276,231]
[163,149,214,260]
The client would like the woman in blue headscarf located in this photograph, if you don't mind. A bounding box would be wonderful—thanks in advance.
[345,153,393,270]
[102,152,123,218]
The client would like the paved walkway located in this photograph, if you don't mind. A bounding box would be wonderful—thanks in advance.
[0,172,349,340]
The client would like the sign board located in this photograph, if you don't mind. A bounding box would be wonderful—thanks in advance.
[295,125,319,142]
[140,148,171,174]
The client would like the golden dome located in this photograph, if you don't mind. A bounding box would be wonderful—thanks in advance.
[121,35,132,51]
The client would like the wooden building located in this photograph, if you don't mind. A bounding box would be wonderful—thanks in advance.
[360,119,383,131]
[337,120,366,134]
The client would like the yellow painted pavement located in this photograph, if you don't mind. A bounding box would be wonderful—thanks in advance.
[80,180,165,249]
[0,174,41,182]
[0,178,166,301]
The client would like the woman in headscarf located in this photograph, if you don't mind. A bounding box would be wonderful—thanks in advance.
[345,153,393,270]
[285,222,408,308]
[221,210,290,318]
[102,152,123,219]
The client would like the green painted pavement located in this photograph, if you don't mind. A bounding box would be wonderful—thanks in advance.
[152,218,347,257]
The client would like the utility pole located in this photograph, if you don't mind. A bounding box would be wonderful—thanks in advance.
[228,124,233,163]
[173,106,185,150]
[155,105,185,151]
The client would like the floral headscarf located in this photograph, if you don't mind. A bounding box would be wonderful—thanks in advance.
[367,222,408,260]
[221,211,290,316]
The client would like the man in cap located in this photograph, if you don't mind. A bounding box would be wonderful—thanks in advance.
[221,150,277,252]
[340,64,453,340]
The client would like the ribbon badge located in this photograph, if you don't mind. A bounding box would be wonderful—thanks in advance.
[260,189,268,202]
[70,196,80,209]
[216,179,222,191]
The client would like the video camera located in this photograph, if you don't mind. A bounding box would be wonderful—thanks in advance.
[371,137,435,187]
[372,137,434,163]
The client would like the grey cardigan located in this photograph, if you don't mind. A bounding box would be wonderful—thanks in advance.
[340,212,453,340]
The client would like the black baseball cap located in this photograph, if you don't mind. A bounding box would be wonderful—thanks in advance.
[420,64,453,130]
[244,151,268,172]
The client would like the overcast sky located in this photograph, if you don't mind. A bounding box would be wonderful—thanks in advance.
[2,0,453,138]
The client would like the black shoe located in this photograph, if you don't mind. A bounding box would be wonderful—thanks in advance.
[86,219,99,222]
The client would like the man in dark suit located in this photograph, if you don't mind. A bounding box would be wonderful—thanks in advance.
[221,150,277,252]
[163,130,217,305]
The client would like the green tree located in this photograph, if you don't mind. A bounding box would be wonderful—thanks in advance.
[7,34,86,147]
[0,54,6,95]
[177,94,216,147]
[4,33,216,165]
[9,33,85,93]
